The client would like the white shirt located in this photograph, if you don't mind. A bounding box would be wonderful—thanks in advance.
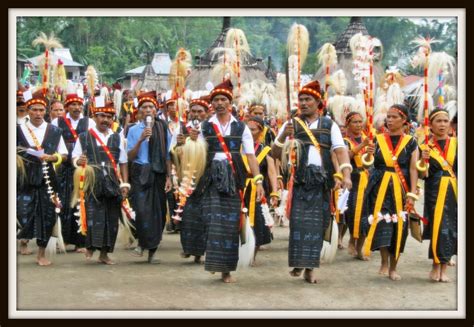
[20,121,68,156]
[51,113,96,130]
[277,118,346,166]
[71,126,128,164]
[199,114,254,161]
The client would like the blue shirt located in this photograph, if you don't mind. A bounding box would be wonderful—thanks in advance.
[127,121,172,164]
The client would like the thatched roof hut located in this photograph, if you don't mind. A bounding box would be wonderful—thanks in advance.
[186,17,275,91]
[315,17,384,96]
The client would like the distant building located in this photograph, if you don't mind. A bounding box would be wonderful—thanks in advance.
[25,48,84,82]
[120,53,172,92]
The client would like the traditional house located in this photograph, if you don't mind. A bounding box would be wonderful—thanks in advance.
[315,17,384,96]
[122,53,172,92]
[26,48,84,82]
[186,17,275,91]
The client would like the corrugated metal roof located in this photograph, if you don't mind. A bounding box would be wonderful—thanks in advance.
[125,53,172,76]
[27,52,83,67]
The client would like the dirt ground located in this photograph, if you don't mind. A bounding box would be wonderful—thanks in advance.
[16,213,457,314]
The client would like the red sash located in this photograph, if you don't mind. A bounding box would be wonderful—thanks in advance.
[88,128,122,182]
[211,122,246,229]
[63,117,78,141]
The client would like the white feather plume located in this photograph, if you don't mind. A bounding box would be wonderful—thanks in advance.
[318,43,337,67]
[320,218,338,264]
[287,23,310,67]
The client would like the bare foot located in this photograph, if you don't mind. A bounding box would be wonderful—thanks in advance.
[85,249,93,260]
[98,256,116,265]
[250,260,261,267]
[75,247,87,253]
[130,247,143,257]
[181,252,191,258]
[439,274,450,282]
[429,268,441,282]
[338,241,345,250]
[20,241,33,255]
[289,268,303,277]
[448,259,456,267]
[194,256,203,264]
[348,243,357,256]
[355,253,370,261]
[36,257,52,266]
[304,269,318,284]
[389,270,402,281]
[222,272,236,283]
[378,265,389,275]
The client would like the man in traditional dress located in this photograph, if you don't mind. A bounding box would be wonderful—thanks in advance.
[127,91,172,263]
[272,80,352,283]
[189,79,265,283]
[72,101,129,264]
[51,93,96,252]
[49,100,65,122]
[17,90,68,265]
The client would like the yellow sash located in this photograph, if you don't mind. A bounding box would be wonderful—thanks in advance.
[294,117,321,153]
[259,126,268,144]
[345,136,365,168]
[429,137,457,264]
[242,146,271,226]
[353,170,369,239]
[363,134,412,259]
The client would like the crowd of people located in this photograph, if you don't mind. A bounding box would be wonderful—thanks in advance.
[16,74,458,285]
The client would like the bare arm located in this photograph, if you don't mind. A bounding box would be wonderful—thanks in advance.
[127,128,151,161]
[334,146,352,190]
[266,155,278,193]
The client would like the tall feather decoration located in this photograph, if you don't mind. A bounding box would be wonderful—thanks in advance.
[225,29,251,98]
[32,32,63,96]
[410,36,440,162]
[85,65,98,97]
[318,43,338,101]
[168,48,192,98]
[287,23,309,111]
[210,47,237,85]
[52,59,67,100]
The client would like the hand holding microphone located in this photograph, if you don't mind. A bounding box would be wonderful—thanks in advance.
[142,116,153,142]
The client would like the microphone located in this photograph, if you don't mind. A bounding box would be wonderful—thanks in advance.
[145,116,153,141]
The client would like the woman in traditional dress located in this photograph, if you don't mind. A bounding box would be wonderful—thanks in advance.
[420,108,457,282]
[243,117,279,265]
[344,112,374,260]
[362,104,420,281]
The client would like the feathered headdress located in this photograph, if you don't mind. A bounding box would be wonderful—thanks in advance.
[32,32,63,96]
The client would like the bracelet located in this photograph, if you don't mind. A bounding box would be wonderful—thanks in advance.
[72,156,80,169]
[120,182,131,190]
[361,153,375,166]
[274,138,284,148]
[339,163,353,173]
[253,174,264,183]
[416,159,429,172]
[277,175,283,180]
[270,191,280,198]
[53,152,62,167]
[406,192,419,201]
[255,180,263,185]
[333,172,343,181]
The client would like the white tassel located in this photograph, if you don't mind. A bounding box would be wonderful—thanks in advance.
[261,202,274,227]
[320,218,338,264]
[238,215,256,269]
